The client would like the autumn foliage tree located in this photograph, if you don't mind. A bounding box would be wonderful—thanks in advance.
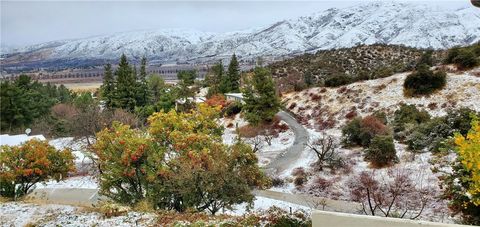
[0,139,75,199]
[442,117,480,225]
[92,104,268,214]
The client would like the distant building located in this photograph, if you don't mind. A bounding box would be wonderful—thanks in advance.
[0,134,46,147]
[225,93,244,103]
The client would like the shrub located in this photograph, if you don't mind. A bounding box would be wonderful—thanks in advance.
[365,135,397,167]
[288,102,297,110]
[446,47,479,69]
[224,101,242,117]
[294,176,306,187]
[453,49,478,69]
[325,75,351,87]
[271,177,285,187]
[342,116,389,147]
[403,64,446,96]
[204,94,228,109]
[393,104,430,140]
[416,50,434,68]
[406,108,478,153]
[0,139,75,198]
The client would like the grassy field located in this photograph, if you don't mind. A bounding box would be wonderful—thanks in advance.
[62,82,102,93]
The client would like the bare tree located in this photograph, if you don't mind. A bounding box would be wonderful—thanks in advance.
[247,136,264,153]
[305,197,328,210]
[348,168,435,220]
[307,133,342,171]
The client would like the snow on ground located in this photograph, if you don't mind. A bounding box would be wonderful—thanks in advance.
[221,114,295,167]
[283,69,480,129]
[0,202,156,227]
[274,69,480,223]
[0,197,308,226]
[48,137,92,167]
[35,176,98,189]
[225,196,311,216]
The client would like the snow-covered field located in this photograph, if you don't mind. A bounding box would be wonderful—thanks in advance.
[0,196,310,226]
[0,202,156,227]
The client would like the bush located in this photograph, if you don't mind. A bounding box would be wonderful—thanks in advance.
[342,116,389,147]
[204,94,228,109]
[405,108,478,153]
[271,177,285,187]
[365,135,397,167]
[0,139,75,198]
[224,101,242,117]
[393,104,430,140]
[452,49,478,69]
[445,46,479,69]
[324,75,351,87]
[403,64,446,96]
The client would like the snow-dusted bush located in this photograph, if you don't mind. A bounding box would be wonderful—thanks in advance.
[393,104,430,140]
[365,135,397,167]
[406,108,478,153]
[403,64,446,96]
[445,47,479,69]
[292,167,307,188]
[342,115,389,147]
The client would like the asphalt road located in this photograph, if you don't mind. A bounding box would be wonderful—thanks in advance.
[264,110,309,175]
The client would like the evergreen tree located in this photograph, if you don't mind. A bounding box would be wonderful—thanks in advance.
[100,63,115,108]
[206,61,224,97]
[115,54,137,111]
[225,53,240,92]
[135,56,150,107]
[0,75,56,133]
[177,70,196,86]
[243,67,281,125]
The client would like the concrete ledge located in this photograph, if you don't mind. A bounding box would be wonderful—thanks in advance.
[312,210,467,227]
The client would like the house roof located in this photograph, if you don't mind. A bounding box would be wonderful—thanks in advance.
[0,134,46,147]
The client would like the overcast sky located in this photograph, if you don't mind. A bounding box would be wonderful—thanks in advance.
[0,0,474,47]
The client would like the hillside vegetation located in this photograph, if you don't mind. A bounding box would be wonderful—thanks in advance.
[270,44,445,92]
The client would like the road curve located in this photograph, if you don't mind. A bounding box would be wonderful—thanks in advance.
[264,110,309,175]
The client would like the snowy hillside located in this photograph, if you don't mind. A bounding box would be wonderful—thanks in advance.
[3,2,480,65]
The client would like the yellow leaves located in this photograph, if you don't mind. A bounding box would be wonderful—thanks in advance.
[454,118,480,205]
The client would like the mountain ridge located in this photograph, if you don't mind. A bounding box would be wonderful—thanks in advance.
[2,2,480,67]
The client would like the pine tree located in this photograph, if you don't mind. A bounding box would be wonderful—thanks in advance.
[135,56,150,107]
[243,67,281,125]
[115,54,137,111]
[207,61,224,97]
[225,54,240,92]
[100,63,115,109]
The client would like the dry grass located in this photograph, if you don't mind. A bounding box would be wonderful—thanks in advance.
[63,82,102,93]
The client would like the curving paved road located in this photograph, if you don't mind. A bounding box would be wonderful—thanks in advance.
[264,110,309,175]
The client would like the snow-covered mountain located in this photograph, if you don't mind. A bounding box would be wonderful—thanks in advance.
[3,2,480,65]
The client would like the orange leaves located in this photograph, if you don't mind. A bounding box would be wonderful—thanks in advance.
[204,94,229,109]
[0,139,75,197]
